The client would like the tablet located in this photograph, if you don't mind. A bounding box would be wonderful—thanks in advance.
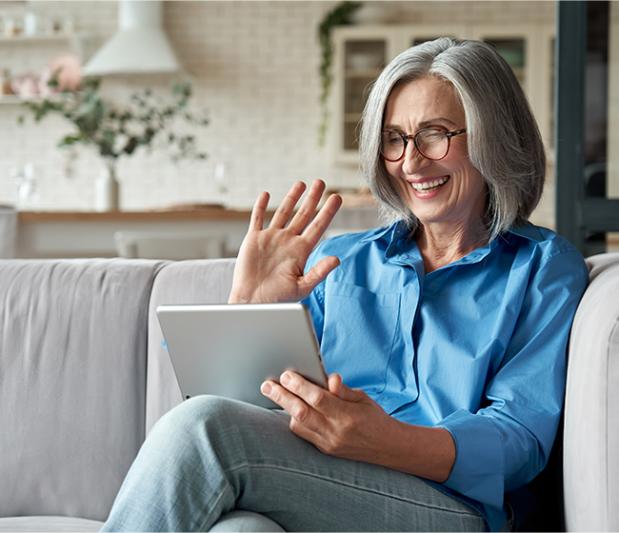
[156,303,328,409]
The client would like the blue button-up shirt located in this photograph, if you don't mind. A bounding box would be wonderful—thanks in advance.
[302,220,589,531]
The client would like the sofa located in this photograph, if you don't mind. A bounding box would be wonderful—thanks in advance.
[0,253,617,531]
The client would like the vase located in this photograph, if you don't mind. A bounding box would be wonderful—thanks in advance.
[95,159,120,211]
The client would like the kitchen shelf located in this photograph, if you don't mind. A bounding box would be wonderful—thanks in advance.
[0,33,75,44]
[0,31,90,108]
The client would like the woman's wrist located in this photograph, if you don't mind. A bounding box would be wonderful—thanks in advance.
[373,420,456,483]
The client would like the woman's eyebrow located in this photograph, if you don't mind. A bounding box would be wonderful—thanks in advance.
[418,117,458,128]
[383,117,458,130]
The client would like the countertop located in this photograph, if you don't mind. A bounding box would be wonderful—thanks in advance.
[17,207,258,223]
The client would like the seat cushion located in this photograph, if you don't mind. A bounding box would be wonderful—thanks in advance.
[0,511,282,532]
[209,510,285,532]
[0,516,102,532]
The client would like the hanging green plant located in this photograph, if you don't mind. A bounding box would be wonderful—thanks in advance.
[318,1,362,147]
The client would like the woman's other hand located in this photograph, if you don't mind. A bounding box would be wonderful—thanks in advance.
[228,180,343,304]
[261,371,396,464]
[261,371,456,482]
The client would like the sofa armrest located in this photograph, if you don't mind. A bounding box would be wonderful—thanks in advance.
[146,258,236,434]
[564,253,619,531]
[0,258,165,521]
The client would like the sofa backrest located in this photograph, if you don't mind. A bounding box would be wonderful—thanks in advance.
[0,259,165,522]
[564,252,619,531]
[146,258,235,434]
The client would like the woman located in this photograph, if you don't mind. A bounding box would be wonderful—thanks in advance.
[102,38,588,532]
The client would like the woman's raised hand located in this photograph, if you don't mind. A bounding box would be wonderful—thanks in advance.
[228,180,342,304]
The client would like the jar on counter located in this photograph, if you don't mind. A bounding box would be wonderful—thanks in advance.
[2,16,23,37]
[0,69,15,96]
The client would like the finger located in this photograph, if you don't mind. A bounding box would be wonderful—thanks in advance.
[328,373,343,395]
[260,380,292,411]
[261,380,315,425]
[269,181,306,229]
[263,375,329,449]
[328,373,366,402]
[301,193,343,247]
[297,255,340,296]
[280,371,333,414]
[249,191,270,231]
[287,179,326,234]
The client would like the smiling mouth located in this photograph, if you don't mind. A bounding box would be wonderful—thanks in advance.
[410,175,451,192]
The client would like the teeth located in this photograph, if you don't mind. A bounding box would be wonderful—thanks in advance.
[411,176,450,191]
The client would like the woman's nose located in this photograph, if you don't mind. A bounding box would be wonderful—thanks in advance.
[401,141,426,175]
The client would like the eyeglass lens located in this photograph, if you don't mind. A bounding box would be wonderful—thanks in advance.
[381,129,449,161]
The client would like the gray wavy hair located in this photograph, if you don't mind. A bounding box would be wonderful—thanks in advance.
[359,37,546,240]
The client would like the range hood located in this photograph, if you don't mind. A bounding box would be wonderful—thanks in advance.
[83,0,181,76]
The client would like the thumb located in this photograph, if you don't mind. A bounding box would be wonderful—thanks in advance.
[328,373,365,402]
[298,256,340,295]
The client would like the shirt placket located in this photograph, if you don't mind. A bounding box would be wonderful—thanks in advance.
[381,250,424,413]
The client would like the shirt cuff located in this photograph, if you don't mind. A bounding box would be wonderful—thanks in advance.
[438,409,504,510]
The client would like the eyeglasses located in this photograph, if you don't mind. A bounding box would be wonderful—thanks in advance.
[380,127,467,162]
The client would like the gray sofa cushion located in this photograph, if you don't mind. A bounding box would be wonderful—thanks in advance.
[146,258,235,434]
[0,259,165,522]
[209,510,285,532]
[564,253,619,531]
[0,513,284,532]
[0,516,102,531]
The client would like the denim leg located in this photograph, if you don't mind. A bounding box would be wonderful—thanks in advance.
[102,396,486,532]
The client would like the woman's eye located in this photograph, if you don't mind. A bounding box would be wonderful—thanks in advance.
[385,133,401,144]
[421,131,445,143]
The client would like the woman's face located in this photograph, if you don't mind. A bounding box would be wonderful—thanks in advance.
[382,76,487,230]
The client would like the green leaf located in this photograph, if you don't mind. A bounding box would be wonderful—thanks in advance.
[123,137,138,155]
[58,134,83,147]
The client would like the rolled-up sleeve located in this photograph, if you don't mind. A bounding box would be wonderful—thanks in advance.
[437,249,589,530]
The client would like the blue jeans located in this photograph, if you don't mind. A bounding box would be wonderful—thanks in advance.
[101,396,486,531]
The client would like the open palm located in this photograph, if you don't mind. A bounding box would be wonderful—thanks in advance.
[228,180,342,304]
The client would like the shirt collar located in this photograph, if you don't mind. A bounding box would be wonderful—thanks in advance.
[358,220,542,268]
[503,222,545,243]
[358,220,421,265]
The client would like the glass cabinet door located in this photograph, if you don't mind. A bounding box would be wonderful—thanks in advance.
[474,29,555,155]
[483,38,526,86]
[342,39,387,152]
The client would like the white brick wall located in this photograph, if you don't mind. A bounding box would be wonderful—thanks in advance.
[0,0,555,226]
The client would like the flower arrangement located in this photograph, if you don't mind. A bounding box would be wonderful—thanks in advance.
[19,74,209,164]
[17,57,209,210]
